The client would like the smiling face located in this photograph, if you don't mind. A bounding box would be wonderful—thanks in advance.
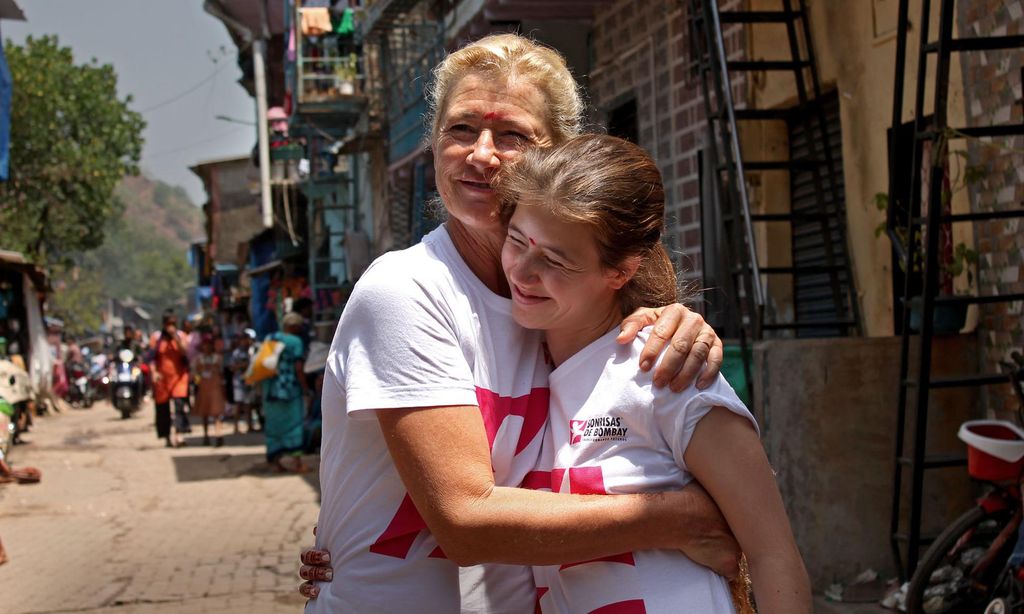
[434,73,553,234]
[501,201,629,342]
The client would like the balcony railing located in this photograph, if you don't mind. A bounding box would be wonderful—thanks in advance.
[381,20,444,161]
[292,3,368,123]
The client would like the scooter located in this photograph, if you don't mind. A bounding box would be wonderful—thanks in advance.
[67,361,93,408]
[110,349,142,419]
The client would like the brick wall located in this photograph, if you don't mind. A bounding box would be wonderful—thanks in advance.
[589,0,745,298]
[956,0,1024,415]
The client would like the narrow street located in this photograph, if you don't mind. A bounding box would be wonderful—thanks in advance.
[0,400,318,613]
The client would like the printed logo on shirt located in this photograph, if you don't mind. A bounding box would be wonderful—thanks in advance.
[569,415,628,445]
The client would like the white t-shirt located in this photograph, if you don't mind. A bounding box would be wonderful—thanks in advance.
[533,329,756,614]
[308,226,550,614]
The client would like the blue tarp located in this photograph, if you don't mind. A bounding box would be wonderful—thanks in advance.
[0,40,12,181]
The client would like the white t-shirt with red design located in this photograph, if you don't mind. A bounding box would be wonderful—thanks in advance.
[533,329,756,614]
[308,226,550,614]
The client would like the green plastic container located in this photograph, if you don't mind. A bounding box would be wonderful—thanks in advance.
[720,344,752,407]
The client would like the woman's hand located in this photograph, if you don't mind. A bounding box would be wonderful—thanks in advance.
[298,548,331,599]
[617,304,724,391]
[298,525,331,600]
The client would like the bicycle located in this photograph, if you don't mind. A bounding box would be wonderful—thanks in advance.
[906,351,1024,614]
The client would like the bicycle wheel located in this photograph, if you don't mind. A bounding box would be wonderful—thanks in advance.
[907,504,1017,614]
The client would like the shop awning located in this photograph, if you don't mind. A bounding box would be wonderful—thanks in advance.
[0,0,26,21]
[0,250,47,291]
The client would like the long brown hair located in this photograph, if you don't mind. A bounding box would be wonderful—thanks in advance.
[496,134,678,315]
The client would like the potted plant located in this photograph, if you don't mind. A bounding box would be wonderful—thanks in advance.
[875,140,982,334]
[333,54,358,96]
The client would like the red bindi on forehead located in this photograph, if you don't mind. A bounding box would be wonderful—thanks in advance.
[483,111,503,121]
[528,237,536,246]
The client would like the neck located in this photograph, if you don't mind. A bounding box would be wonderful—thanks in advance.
[544,304,622,367]
[446,219,510,297]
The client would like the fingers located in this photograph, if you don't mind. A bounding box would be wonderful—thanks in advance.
[669,325,717,393]
[299,564,333,582]
[712,547,742,580]
[300,548,331,566]
[618,306,660,345]
[636,305,684,373]
[650,307,702,387]
[695,335,725,390]
[299,581,320,600]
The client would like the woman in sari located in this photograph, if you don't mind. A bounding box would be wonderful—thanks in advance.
[262,312,309,473]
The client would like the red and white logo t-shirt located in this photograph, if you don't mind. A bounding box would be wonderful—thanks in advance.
[533,329,756,614]
[309,226,549,614]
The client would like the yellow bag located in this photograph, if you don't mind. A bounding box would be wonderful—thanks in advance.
[244,338,285,386]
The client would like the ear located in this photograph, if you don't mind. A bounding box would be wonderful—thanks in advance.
[605,256,641,290]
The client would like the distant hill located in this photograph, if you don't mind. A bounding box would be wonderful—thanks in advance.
[115,175,203,250]
[94,175,202,315]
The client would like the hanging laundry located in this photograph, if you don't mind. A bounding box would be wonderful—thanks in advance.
[300,7,332,36]
[335,8,355,36]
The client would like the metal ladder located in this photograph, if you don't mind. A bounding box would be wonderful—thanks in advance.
[887,0,1024,580]
[303,166,356,335]
[688,0,861,359]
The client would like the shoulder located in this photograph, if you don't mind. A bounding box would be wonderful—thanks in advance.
[345,237,467,324]
[285,333,304,351]
[553,331,653,398]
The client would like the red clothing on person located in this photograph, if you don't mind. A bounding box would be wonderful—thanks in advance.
[150,332,190,403]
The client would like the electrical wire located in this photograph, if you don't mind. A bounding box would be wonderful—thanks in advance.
[145,125,252,160]
[138,60,234,113]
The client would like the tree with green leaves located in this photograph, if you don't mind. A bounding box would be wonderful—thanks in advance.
[0,35,144,265]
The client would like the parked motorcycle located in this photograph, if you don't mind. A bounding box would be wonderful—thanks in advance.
[0,358,33,456]
[110,349,142,419]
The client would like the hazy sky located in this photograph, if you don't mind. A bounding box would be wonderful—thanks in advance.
[2,0,257,205]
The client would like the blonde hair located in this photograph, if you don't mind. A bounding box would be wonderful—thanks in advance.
[497,134,680,316]
[427,33,584,146]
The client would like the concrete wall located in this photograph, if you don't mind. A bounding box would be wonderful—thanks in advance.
[754,334,981,589]
[195,157,265,267]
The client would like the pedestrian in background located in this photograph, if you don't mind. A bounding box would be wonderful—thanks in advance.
[291,296,314,356]
[228,330,259,434]
[262,312,308,473]
[191,334,225,447]
[150,312,191,448]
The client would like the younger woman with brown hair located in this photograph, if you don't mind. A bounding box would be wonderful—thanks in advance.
[497,134,811,613]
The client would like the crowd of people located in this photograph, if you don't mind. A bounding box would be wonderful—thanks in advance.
[42,304,323,474]
[143,308,323,472]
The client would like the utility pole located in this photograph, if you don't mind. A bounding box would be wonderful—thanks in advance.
[202,0,273,228]
[253,38,272,228]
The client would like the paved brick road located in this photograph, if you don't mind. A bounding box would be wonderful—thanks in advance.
[0,400,318,613]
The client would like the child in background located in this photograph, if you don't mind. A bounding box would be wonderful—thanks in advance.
[228,330,259,434]
[191,334,226,447]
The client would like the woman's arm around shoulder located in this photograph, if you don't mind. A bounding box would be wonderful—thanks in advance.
[376,404,741,571]
[618,304,724,391]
